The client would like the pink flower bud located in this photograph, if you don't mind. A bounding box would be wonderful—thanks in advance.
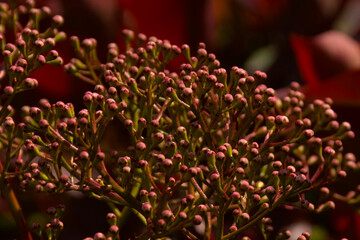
[193,215,202,225]
[162,209,173,219]
[141,202,152,213]
[136,142,146,152]
[93,232,106,240]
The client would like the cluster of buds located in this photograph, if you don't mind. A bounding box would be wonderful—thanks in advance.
[83,213,121,240]
[63,29,360,239]
[0,0,65,107]
[0,1,358,239]
[0,0,66,165]
[0,1,66,239]
[31,204,65,240]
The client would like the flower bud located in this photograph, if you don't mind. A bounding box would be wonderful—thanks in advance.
[23,78,38,89]
[337,170,347,178]
[193,215,202,225]
[79,151,90,162]
[58,174,68,183]
[316,201,335,213]
[149,191,157,201]
[209,173,220,182]
[136,142,146,152]
[231,191,241,201]
[215,151,226,162]
[182,87,193,97]
[224,94,233,104]
[4,117,15,132]
[239,180,250,191]
[3,86,14,95]
[239,157,249,168]
[38,119,49,129]
[240,212,250,222]
[141,202,152,213]
[162,158,173,169]
[298,232,310,240]
[93,232,106,240]
[265,186,276,201]
[51,15,64,28]
[162,209,173,219]
[122,166,131,173]
[275,115,289,126]
[108,225,119,235]
[179,211,187,219]
[44,182,56,192]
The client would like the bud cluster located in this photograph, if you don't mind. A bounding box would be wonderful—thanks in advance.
[0,1,358,240]
[62,29,359,239]
[0,1,65,108]
[31,204,65,240]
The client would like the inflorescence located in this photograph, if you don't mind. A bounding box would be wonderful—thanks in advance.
[0,1,358,240]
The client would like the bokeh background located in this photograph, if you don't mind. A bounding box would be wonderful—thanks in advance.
[1,0,360,239]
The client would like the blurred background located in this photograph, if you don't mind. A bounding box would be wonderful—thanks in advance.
[1,0,360,239]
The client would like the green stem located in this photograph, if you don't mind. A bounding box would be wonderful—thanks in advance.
[216,202,225,240]
[190,178,215,212]
[230,109,259,145]
[222,209,270,240]
[222,190,299,240]
[204,212,212,240]
[74,72,96,85]
[0,93,16,123]
[130,208,147,227]
[96,161,143,213]
[0,138,14,185]
[85,57,101,84]
[48,127,79,152]
[0,164,33,240]
[117,179,143,229]
[182,228,199,240]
